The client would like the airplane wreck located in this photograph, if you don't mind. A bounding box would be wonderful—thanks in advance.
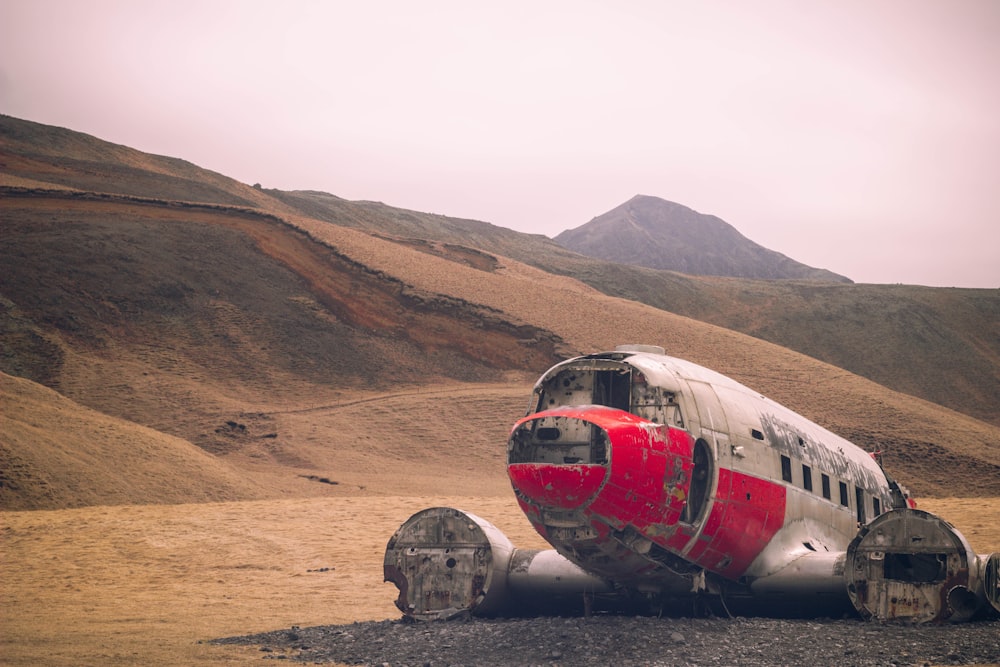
[385,346,1000,623]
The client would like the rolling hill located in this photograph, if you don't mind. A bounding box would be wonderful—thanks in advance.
[0,370,266,509]
[259,189,1000,427]
[4,115,997,426]
[2,114,999,510]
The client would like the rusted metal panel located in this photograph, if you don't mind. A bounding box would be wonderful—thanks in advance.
[845,508,986,622]
[384,507,614,620]
[383,507,514,620]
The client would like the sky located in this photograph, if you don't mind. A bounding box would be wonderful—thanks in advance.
[2,0,998,287]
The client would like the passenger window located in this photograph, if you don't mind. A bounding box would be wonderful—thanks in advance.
[780,455,792,483]
[839,481,849,507]
[821,474,831,500]
[873,497,881,516]
[855,486,866,523]
[802,464,813,492]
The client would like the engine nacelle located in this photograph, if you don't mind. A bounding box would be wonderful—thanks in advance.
[985,552,1000,616]
[384,507,612,620]
[846,508,995,622]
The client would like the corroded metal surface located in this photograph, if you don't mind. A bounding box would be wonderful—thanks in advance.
[846,508,987,622]
[383,507,514,620]
[384,507,613,620]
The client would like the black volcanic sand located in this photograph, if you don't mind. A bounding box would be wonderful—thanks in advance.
[213,615,1000,666]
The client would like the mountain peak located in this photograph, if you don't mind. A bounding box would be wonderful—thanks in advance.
[556,197,850,282]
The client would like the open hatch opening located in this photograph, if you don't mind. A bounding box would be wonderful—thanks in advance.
[508,417,609,466]
[593,369,631,412]
[681,438,712,524]
[883,552,948,583]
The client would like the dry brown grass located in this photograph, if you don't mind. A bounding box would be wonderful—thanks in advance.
[1,367,531,509]
[2,495,996,667]
[0,495,547,666]
[0,372,265,508]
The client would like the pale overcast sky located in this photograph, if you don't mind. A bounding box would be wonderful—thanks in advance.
[2,0,998,287]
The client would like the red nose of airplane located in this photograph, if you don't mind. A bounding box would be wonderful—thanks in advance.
[506,408,612,510]
[507,460,608,509]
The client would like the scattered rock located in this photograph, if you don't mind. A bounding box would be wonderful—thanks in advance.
[212,615,1000,666]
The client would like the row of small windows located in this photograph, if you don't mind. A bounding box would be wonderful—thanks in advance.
[780,454,882,523]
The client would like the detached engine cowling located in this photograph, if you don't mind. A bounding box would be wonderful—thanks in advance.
[384,507,516,620]
[384,507,613,620]
[846,508,995,622]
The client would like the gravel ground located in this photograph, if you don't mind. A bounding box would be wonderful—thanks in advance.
[214,615,1000,666]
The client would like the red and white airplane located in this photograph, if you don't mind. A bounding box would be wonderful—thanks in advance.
[385,346,999,623]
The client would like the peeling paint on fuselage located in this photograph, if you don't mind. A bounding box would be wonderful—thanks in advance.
[508,349,896,594]
[387,348,992,622]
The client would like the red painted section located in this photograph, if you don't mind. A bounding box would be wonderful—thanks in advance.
[509,407,697,573]
[686,468,786,577]
[585,424,693,540]
[508,463,607,509]
[509,405,787,582]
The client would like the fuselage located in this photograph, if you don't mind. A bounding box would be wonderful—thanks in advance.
[386,346,997,622]
[506,346,898,595]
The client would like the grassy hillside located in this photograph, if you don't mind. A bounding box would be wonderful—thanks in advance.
[0,114,300,213]
[3,189,999,507]
[0,371,266,510]
[267,190,1000,426]
[663,278,1000,423]
[2,115,999,509]
[4,115,997,425]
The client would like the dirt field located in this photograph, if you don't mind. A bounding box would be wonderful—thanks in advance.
[2,496,997,666]
[0,494,544,666]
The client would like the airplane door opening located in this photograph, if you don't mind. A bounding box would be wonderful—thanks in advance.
[682,438,713,524]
